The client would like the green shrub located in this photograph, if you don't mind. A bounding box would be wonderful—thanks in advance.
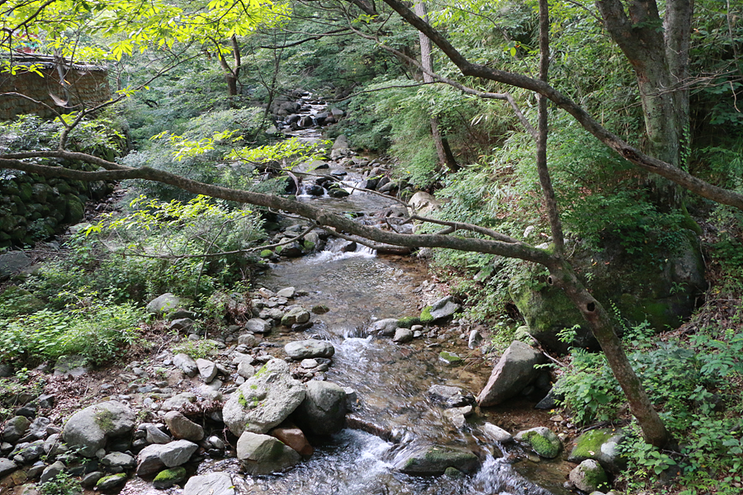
[0,301,143,367]
[171,339,218,359]
[39,472,82,495]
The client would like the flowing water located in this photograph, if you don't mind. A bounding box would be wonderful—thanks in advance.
[124,97,573,494]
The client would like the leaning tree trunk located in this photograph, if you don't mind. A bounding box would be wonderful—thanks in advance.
[414,1,459,173]
[538,0,670,448]
[547,260,671,447]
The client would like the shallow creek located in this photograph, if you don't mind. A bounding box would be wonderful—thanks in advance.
[123,98,573,495]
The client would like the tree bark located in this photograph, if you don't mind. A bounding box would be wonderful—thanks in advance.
[414,0,459,173]
[216,35,241,97]
[536,0,669,447]
[546,259,671,447]
[595,0,694,209]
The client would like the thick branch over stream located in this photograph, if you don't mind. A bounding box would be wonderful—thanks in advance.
[0,155,554,264]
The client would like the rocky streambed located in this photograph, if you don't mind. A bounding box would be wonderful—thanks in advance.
[1,94,627,495]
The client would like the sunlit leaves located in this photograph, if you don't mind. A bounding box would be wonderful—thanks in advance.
[0,0,290,63]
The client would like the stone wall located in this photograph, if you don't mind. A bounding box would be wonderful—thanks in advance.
[0,169,112,248]
[0,57,110,120]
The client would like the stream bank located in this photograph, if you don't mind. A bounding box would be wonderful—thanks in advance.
[0,93,598,495]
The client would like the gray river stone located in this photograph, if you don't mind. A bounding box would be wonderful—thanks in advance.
[101,451,136,471]
[394,444,480,475]
[393,327,413,343]
[173,353,198,377]
[196,358,218,383]
[2,415,30,443]
[184,472,235,495]
[237,431,301,474]
[164,411,204,442]
[146,293,181,315]
[476,340,545,407]
[39,460,64,483]
[161,392,196,411]
[136,440,198,477]
[281,306,311,326]
[427,296,461,321]
[482,422,514,444]
[246,318,272,334]
[223,359,306,436]
[0,458,17,477]
[145,424,171,444]
[293,381,347,436]
[284,340,335,359]
[62,401,135,457]
[276,287,295,298]
[427,385,475,408]
[369,318,398,336]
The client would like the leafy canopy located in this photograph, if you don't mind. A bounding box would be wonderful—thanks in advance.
[1,0,290,62]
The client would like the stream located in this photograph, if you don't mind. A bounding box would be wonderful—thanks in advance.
[122,95,573,495]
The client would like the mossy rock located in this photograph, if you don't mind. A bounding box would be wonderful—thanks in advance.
[510,230,707,354]
[420,306,434,324]
[260,249,274,258]
[569,428,627,473]
[515,427,562,459]
[96,473,128,493]
[397,445,480,475]
[153,467,187,489]
[397,316,421,328]
[439,351,463,366]
[65,195,86,224]
[0,286,45,315]
[569,459,609,493]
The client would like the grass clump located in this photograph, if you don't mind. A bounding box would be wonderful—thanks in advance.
[171,339,218,360]
[0,300,143,368]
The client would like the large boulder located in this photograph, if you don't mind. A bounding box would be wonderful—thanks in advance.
[284,340,335,360]
[62,401,135,457]
[394,444,480,475]
[236,432,301,474]
[184,472,235,495]
[568,428,627,473]
[477,341,545,407]
[222,359,306,436]
[0,251,32,281]
[146,293,182,316]
[408,192,441,216]
[292,381,347,436]
[510,230,707,353]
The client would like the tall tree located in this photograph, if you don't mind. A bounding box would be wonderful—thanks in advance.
[414,0,459,173]
[596,0,694,208]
